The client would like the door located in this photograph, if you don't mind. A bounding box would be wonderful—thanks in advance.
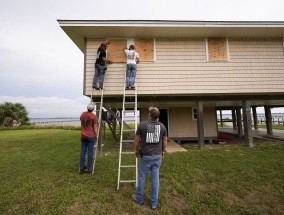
[159,109,169,134]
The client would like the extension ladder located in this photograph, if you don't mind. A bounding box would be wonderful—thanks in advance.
[91,87,104,174]
[117,83,138,190]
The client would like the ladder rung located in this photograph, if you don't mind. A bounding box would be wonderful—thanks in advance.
[124,102,135,104]
[120,180,136,183]
[120,165,136,168]
[122,140,134,143]
[121,151,134,155]
[123,129,135,132]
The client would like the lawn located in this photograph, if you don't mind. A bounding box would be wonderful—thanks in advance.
[0,128,283,214]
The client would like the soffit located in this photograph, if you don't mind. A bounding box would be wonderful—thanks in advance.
[58,20,284,52]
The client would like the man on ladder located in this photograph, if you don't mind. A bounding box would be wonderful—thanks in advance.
[125,45,139,90]
[132,107,167,210]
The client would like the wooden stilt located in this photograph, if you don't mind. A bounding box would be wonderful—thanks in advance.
[197,101,205,149]
[242,101,254,147]
[252,107,258,130]
[236,106,243,139]
[264,105,273,134]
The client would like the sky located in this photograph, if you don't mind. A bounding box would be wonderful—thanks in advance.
[0,0,284,118]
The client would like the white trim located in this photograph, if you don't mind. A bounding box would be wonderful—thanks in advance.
[127,38,134,48]
[283,38,284,48]
[226,38,230,62]
[205,38,209,62]
[154,38,156,62]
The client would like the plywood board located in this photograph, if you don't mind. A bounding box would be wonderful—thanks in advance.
[208,38,227,61]
[107,39,127,63]
[135,39,154,62]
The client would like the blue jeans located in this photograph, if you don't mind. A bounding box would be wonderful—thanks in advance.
[80,137,95,170]
[93,64,106,88]
[136,155,162,208]
[126,64,137,87]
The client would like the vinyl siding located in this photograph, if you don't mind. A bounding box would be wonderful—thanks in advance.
[85,38,284,96]
[140,107,217,139]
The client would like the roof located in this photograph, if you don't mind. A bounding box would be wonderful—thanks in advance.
[58,20,284,52]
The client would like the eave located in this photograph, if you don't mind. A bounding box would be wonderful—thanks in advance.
[58,20,284,52]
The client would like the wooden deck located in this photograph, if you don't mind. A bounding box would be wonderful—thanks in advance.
[166,139,187,153]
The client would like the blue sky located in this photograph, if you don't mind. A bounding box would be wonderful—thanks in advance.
[0,0,284,117]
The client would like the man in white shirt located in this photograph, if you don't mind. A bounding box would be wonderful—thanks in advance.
[125,45,139,89]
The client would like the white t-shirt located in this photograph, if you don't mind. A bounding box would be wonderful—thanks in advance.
[125,49,139,64]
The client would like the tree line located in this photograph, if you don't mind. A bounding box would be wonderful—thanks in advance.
[0,102,30,127]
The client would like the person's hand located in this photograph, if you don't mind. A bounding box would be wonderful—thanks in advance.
[135,151,139,158]
[162,151,165,158]
[107,60,113,64]
[106,41,110,45]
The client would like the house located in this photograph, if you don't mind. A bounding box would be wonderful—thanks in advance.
[58,20,284,147]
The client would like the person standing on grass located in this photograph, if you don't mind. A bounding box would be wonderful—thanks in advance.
[125,45,139,90]
[79,102,98,174]
[132,107,167,210]
[92,42,112,90]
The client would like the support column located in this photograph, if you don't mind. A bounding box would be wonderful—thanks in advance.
[252,106,258,130]
[232,109,237,130]
[264,105,273,134]
[236,106,243,139]
[197,101,205,149]
[242,100,254,147]
[219,110,223,127]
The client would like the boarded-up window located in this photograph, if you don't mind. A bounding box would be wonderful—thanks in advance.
[207,38,228,61]
[107,39,127,63]
[135,39,154,62]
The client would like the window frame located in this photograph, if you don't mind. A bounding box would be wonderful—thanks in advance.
[205,38,230,62]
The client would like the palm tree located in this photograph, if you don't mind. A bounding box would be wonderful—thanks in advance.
[0,102,30,126]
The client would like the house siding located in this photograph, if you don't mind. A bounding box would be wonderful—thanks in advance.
[140,107,217,139]
[85,38,284,96]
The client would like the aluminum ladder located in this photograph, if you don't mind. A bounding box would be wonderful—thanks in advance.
[91,87,104,174]
[117,83,138,190]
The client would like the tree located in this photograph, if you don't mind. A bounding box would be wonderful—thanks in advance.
[0,102,30,126]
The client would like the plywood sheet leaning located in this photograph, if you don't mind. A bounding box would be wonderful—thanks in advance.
[107,39,127,63]
[135,39,154,62]
[208,38,227,61]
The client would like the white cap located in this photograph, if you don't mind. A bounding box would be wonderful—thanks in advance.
[87,102,95,111]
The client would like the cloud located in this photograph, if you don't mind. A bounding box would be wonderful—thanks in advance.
[0,96,90,118]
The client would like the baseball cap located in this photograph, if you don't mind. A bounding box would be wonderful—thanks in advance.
[87,102,95,111]
[100,43,107,48]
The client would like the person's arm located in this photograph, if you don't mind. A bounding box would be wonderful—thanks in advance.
[162,135,167,157]
[93,122,98,138]
[134,134,141,158]
[136,57,140,64]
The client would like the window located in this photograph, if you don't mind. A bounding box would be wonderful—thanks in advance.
[106,39,127,63]
[134,39,155,62]
[192,108,197,120]
[106,38,155,63]
[206,38,229,61]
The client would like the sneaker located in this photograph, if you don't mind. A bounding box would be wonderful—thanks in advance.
[151,206,157,210]
[79,169,85,174]
[86,169,92,173]
[93,86,99,90]
[131,86,136,90]
[99,86,103,90]
[132,194,144,205]
[125,87,129,90]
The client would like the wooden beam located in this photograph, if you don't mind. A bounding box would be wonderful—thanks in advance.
[196,100,205,149]
[236,106,243,139]
[232,109,237,130]
[242,101,254,147]
[252,107,258,130]
[264,105,273,134]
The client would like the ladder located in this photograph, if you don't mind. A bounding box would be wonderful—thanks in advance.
[91,87,104,174]
[117,83,138,190]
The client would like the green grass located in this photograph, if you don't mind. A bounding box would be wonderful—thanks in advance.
[258,124,284,130]
[0,129,284,214]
